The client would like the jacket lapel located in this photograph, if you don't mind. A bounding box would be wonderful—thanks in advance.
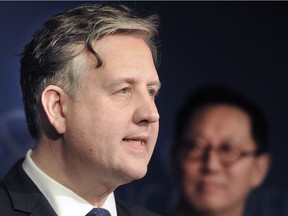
[3,159,57,215]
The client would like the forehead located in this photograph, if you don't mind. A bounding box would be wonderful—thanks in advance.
[191,104,250,124]
[89,35,155,67]
[95,34,152,59]
[73,35,160,95]
[186,104,255,147]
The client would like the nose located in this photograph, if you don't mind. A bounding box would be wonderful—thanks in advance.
[133,92,160,125]
[201,148,222,173]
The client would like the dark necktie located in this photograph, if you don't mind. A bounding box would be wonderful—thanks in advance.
[85,208,111,216]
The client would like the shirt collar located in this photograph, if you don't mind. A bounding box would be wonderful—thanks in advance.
[22,149,117,216]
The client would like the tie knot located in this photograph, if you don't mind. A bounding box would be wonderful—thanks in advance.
[86,208,111,216]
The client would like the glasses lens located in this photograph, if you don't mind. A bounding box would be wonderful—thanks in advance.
[218,144,240,163]
[183,141,205,160]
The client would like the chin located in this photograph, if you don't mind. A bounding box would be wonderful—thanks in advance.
[122,165,148,183]
[195,202,227,214]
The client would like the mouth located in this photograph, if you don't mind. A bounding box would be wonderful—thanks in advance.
[199,179,222,193]
[122,135,148,151]
[122,138,145,145]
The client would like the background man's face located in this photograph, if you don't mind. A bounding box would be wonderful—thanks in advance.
[181,105,265,213]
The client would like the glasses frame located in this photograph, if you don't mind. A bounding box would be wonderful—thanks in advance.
[180,141,259,165]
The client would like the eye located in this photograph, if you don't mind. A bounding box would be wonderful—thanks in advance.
[117,87,131,95]
[220,144,233,152]
[183,141,206,160]
[148,88,159,98]
[219,144,239,156]
[185,140,205,152]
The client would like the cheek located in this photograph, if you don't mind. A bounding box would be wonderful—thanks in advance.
[66,107,112,146]
[229,161,254,180]
[226,163,256,195]
[183,161,196,175]
[181,161,200,187]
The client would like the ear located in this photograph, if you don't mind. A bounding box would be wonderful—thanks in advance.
[251,153,270,188]
[41,85,68,135]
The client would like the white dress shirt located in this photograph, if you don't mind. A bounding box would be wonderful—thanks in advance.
[22,149,117,216]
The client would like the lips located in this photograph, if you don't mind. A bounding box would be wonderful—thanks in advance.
[122,135,148,151]
[199,179,222,193]
[122,135,148,144]
[122,138,145,145]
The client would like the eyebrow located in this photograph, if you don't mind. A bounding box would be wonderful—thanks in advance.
[103,78,161,90]
[148,80,161,90]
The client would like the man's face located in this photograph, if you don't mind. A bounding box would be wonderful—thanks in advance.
[180,104,267,214]
[63,35,160,185]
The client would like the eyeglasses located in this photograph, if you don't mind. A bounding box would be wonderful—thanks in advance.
[181,141,258,164]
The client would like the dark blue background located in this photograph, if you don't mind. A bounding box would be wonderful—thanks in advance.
[1,2,288,215]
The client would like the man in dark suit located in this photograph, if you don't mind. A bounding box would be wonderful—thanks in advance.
[0,4,161,216]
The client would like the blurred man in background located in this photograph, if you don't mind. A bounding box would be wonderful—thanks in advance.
[171,85,270,216]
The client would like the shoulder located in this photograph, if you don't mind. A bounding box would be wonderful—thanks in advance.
[116,199,161,216]
[0,159,57,215]
[0,181,13,212]
[0,159,25,214]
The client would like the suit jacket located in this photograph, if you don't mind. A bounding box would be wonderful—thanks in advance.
[0,159,160,216]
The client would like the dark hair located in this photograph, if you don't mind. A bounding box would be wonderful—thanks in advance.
[20,3,159,140]
[171,84,269,178]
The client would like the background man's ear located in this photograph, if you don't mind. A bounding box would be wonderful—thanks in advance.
[41,85,68,135]
[252,154,270,188]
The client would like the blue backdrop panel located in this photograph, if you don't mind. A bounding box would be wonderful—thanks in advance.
[1,2,288,215]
